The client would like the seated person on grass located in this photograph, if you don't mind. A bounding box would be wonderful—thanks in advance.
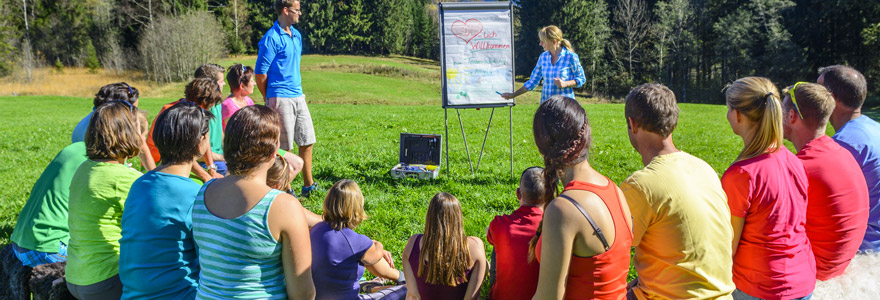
[486,166,544,300]
[222,63,257,130]
[311,179,407,300]
[65,101,144,299]
[72,82,155,170]
[146,78,223,183]
[9,141,88,267]
[817,65,880,253]
[620,83,735,299]
[195,63,229,176]
[266,153,322,227]
[781,82,869,280]
[403,192,487,300]
[118,102,213,299]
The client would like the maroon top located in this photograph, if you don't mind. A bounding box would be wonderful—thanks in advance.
[409,234,473,300]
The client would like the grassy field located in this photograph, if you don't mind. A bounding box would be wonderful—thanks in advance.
[1,55,875,293]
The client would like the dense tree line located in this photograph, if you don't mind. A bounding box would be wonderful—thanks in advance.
[0,0,877,103]
[518,0,880,103]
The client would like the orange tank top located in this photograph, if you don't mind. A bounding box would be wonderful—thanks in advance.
[536,178,632,300]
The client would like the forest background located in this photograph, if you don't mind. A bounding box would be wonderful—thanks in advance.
[0,0,877,103]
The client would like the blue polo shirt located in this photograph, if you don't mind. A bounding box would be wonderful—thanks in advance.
[833,115,880,252]
[256,21,303,98]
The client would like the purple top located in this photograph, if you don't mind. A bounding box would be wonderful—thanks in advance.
[409,234,473,300]
[310,221,373,300]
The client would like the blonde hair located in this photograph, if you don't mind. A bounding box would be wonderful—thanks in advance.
[782,83,835,127]
[538,25,574,53]
[725,76,784,162]
[322,180,368,231]
[266,155,292,191]
[419,192,471,286]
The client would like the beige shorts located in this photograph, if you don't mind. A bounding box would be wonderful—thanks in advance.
[266,95,316,149]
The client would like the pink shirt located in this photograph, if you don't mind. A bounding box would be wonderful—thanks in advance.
[722,149,816,300]
[797,136,869,280]
[220,96,254,130]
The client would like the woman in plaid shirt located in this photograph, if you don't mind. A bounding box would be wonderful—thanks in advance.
[502,25,586,103]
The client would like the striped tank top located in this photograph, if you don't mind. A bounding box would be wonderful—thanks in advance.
[192,179,286,299]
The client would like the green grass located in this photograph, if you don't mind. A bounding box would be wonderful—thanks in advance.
[0,96,739,260]
[3,54,878,295]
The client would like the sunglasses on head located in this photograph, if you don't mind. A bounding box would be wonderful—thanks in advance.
[785,82,808,119]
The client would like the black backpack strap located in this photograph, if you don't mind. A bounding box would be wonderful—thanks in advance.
[559,194,610,251]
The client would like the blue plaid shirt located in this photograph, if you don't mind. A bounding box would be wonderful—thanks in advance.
[523,47,586,103]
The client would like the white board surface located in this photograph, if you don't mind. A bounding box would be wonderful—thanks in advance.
[440,2,514,108]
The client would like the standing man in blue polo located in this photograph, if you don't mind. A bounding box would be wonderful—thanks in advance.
[256,0,319,197]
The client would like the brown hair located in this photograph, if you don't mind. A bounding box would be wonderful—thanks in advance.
[93,82,139,107]
[194,63,225,82]
[227,64,256,92]
[782,83,835,127]
[85,101,142,161]
[538,25,574,53]
[185,78,223,110]
[267,155,292,191]
[322,179,368,231]
[224,105,280,176]
[419,192,471,287]
[624,83,679,137]
[275,0,299,15]
[519,166,545,205]
[153,102,213,166]
[726,76,784,162]
[528,95,591,260]
[818,65,867,109]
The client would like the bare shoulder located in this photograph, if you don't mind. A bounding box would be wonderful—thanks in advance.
[403,234,421,258]
[271,192,304,211]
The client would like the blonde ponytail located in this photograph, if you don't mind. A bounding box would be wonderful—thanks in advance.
[725,77,784,162]
[561,39,574,53]
[538,25,575,53]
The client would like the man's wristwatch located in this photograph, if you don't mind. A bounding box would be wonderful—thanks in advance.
[206,163,218,172]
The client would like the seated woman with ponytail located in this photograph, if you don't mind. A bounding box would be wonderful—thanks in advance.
[722,77,816,300]
[530,95,633,300]
[402,192,487,300]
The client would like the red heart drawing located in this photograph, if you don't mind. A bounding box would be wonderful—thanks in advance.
[451,19,483,45]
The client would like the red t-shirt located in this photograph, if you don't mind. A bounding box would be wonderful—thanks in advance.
[487,205,543,300]
[797,136,869,280]
[146,100,181,162]
[722,150,816,300]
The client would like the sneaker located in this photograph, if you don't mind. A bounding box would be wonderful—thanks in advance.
[301,183,320,198]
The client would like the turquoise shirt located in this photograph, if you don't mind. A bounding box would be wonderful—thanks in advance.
[208,104,223,155]
[119,170,201,299]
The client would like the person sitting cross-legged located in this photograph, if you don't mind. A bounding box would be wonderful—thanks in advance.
[621,83,735,299]
[486,167,544,300]
[310,179,406,300]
